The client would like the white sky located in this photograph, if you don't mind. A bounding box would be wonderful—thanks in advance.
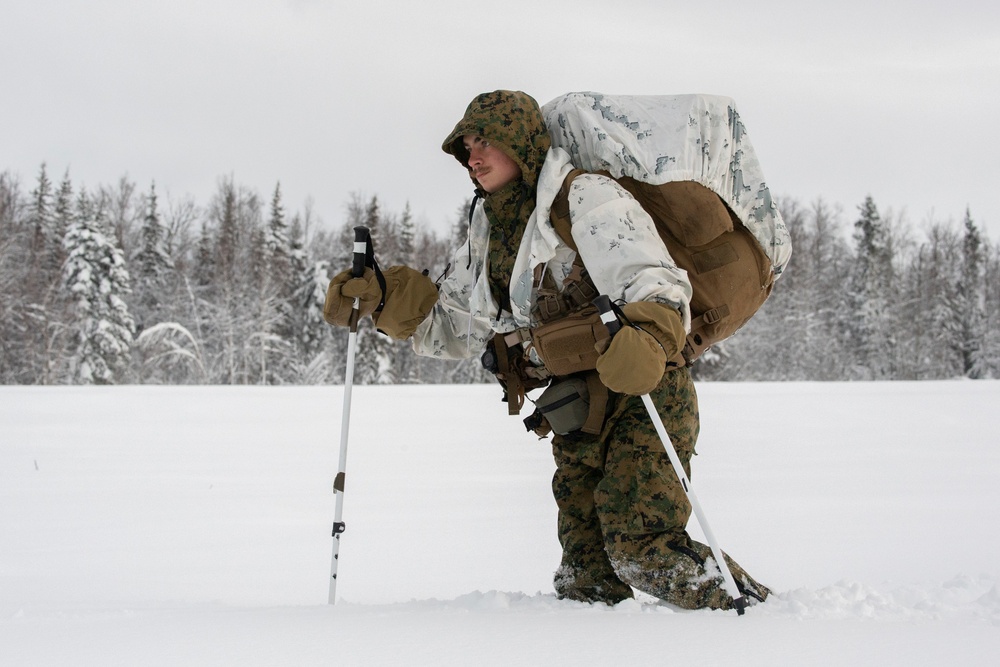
[4,0,999,241]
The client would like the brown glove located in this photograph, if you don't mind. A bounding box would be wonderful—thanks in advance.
[372,266,438,340]
[595,302,685,395]
[323,265,437,339]
[324,268,383,327]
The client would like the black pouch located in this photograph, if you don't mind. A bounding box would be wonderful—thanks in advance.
[534,377,591,435]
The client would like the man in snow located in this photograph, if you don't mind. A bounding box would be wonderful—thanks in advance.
[324,90,769,609]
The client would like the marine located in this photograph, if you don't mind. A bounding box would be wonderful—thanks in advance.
[325,90,770,609]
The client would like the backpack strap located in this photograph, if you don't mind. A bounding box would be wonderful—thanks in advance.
[549,168,598,251]
[551,168,688,368]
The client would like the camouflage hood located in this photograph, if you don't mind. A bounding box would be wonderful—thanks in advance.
[442,90,551,192]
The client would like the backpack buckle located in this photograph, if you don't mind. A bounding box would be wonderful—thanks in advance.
[701,305,730,325]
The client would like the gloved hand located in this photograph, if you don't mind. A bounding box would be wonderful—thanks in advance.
[373,266,438,339]
[324,268,383,327]
[323,265,438,340]
[595,302,685,395]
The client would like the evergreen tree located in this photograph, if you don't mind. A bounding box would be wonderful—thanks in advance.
[62,191,136,384]
[265,183,293,293]
[264,183,299,380]
[193,221,215,289]
[0,172,27,383]
[133,182,175,321]
[214,179,239,295]
[296,258,335,383]
[49,173,73,275]
[848,196,896,379]
[28,163,54,280]
[247,221,268,294]
[980,241,1000,378]
[956,208,987,378]
[13,167,72,384]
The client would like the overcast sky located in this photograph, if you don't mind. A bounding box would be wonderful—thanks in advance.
[4,0,998,242]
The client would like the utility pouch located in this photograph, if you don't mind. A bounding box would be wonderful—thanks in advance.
[534,377,591,436]
[527,372,610,437]
[529,307,609,377]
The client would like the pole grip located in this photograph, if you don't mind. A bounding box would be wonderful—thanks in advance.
[592,295,622,337]
[352,226,370,278]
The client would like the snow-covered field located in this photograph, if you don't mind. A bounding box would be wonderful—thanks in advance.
[2,381,999,665]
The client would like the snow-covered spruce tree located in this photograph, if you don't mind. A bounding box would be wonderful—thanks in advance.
[847,196,897,379]
[981,241,1000,378]
[193,221,216,290]
[213,179,240,301]
[956,209,987,378]
[49,173,73,276]
[280,209,331,383]
[295,257,335,383]
[132,182,175,321]
[62,190,136,384]
[265,183,293,298]
[8,166,75,384]
[36,173,77,384]
[27,164,54,286]
[0,172,29,383]
[258,182,299,382]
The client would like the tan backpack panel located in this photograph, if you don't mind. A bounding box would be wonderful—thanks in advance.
[550,170,775,362]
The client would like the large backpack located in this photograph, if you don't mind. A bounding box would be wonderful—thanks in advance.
[541,92,792,362]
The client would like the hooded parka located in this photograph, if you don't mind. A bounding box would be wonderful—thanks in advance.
[412,91,692,366]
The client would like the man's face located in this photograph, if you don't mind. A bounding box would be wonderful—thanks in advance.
[462,134,521,194]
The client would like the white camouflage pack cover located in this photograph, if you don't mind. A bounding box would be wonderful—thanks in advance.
[541,92,792,276]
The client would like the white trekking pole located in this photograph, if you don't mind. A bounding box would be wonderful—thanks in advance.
[329,225,371,605]
[593,295,747,615]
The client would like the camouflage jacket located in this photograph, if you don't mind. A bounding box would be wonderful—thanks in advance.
[410,147,692,365]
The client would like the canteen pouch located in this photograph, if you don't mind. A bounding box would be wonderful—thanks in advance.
[535,377,591,435]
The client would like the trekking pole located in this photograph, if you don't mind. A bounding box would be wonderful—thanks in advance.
[593,295,747,615]
[328,225,371,605]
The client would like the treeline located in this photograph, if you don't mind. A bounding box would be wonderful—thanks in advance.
[702,197,1000,380]
[0,165,486,385]
[1,165,997,385]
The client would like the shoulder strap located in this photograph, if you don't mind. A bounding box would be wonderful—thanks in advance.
[548,168,590,251]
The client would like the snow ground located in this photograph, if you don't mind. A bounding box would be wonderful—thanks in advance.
[2,381,999,666]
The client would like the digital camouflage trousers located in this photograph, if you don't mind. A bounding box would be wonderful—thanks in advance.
[550,367,770,609]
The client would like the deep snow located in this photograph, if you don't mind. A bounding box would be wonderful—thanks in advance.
[2,381,999,666]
